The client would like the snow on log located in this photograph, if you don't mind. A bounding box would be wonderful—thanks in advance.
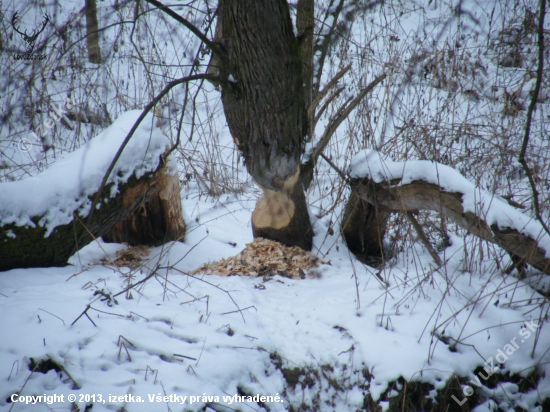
[349,149,550,274]
[0,110,184,271]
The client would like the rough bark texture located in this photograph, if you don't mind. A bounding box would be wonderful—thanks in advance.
[217,0,313,249]
[85,0,101,64]
[0,158,183,271]
[217,0,305,191]
[352,177,550,274]
[297,0,315,138]
[103,168,186,246]
[341,190,390,265]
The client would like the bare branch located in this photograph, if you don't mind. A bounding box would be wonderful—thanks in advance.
[311,73,386,164]
[518,0,549,237]
[308,63,351,119]
[314,0,345,92]
[314,86,344,125]
[142,0,224,58]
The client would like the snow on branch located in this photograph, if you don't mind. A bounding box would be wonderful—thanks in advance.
[0,111,169,235]
[0,111,173,271]
[349,149,550,274]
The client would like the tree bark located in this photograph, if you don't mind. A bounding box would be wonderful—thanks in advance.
[341,189,390,265]
[217,0,313,249]
[351,177,550,275]
[0,158,184,271]
[103,167,186,246]
[85,0,101,64]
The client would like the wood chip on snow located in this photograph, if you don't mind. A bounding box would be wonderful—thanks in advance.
[191,238,325,279]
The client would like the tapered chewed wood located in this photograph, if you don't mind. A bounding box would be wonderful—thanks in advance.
[0,158,184,271]
[352,178,550,274]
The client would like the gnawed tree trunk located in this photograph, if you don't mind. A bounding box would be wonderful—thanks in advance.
[103,167,186,246]
[85,0,101,64]
[216,0,313,250]
[252,169,312,250]
[350,177,550,275]
[341,190,390,265]
[0,158,184,271]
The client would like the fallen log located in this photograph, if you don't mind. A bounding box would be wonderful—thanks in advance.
[348,149,550,274]
[0,111,185,271]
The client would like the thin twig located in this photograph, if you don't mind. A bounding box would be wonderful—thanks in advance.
[143,0,224,57]
[320,153,348,182]
[518,0,549,236]
[405,212,443,266]
[38,308,66,325]
[221,305,256,316]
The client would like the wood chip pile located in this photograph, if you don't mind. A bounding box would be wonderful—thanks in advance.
[103,245,150,269]
[191,238,325,279]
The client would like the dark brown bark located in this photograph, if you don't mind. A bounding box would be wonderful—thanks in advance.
[85,0,101,64]
[103,168,186,246]
[0,158,183,271]
[217,0,305,191]
[217,0,313,249]
[341,189,390,265]
[352,177,550,275]
[297,0,315,140]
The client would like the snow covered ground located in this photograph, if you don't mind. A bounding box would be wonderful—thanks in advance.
[1,175,550,411]
[1,0,550,410]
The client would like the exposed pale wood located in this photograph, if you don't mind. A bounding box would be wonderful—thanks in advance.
[352,178,550,274]
[103,168,186,246]
[0,158,184,271]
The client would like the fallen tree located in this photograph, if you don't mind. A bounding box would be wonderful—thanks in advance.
[0,111,185,271]
[344,149,550,275]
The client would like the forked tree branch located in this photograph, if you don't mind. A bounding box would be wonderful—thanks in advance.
[308,63,351,119]
[143,0,224,58]
[311,72,386,164]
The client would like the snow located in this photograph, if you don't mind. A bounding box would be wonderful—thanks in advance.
[1,185,549,411]
[350,149,550,258]
[1,0,550,410]
[0,111,169,236]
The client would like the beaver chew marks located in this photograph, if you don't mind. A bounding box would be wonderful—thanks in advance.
[251,169,312,250]
[252,169,298,230]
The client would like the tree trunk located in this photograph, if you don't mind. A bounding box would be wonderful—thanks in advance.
[351,177,550,275]
[85,0,101,64]
[341,189,390,265]
[103,167,186,246]
[217,0,313,250]
[0,158,184,271]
